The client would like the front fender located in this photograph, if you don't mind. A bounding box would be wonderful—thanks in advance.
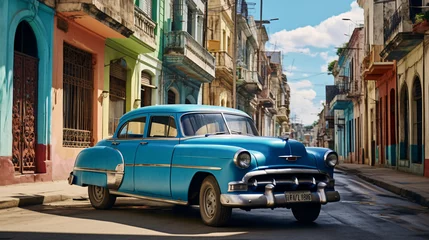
[306,147,335,177]
[170,144,257,200]
[71,146,125,190]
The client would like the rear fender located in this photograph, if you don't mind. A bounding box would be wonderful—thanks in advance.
[71,146,125,190]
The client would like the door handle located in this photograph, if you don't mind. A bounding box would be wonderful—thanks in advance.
[111,142,120,146]
[140,142,148,145]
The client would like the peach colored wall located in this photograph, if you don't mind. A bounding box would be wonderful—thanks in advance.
[51,15,105,180]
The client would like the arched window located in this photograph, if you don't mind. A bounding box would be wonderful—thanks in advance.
[412,77,422,163]
[15,21,37,57]
[219,91,228,107]
[400,84,409,160]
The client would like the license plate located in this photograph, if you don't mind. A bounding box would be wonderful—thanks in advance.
[285,191,312,203]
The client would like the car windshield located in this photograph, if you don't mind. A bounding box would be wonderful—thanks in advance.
[223,114,258,136]
[181,113,258,136]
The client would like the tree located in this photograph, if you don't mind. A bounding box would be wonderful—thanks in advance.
[328,60,337,73]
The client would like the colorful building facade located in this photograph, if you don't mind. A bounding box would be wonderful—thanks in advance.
[0,0,54,185]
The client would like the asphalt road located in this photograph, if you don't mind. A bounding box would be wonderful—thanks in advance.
[1,170,429,240]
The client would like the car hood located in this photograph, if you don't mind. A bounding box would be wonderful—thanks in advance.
[181,135,316,168]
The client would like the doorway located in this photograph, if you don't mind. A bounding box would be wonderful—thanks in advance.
[12,21,39,174]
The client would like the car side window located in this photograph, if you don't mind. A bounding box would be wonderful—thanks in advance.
[181,113,226,136]
[149,116,177,138]
[117,117,146,139]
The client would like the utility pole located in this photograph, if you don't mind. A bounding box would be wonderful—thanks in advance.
[232,0,238,108]
[257,0,263,73]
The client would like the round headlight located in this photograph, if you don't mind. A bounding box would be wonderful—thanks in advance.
[324,151,338,167]
[234,150,251,169]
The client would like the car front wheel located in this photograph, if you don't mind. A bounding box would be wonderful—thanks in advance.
[88,185,116,210]
[199,176,232,227]
[291,203,321,223]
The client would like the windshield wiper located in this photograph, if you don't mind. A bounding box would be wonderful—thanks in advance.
[205,131,227,137]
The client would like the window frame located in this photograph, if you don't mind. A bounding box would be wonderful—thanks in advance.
[147,115,178,138]
[115,116,147,140]
[179,112,259,137]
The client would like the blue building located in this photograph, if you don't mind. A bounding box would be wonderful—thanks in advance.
[162,0,215,104]
[330,56,354,162]
[0,0,54,184]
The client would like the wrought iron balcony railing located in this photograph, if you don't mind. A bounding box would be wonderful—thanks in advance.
[384,4,410,42]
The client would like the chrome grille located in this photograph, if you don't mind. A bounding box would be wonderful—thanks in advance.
[247,173,330,192]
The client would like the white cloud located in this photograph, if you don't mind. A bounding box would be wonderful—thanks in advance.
[269,2,363,54]
[288,80,322,125]
[302,73,309,77]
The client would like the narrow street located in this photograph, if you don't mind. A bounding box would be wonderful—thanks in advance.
[1,170,428,240]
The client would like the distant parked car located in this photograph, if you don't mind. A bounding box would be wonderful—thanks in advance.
[68,105,340,226]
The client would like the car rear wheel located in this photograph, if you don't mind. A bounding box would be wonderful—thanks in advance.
[291,203,321,223]
[88,185,116,210]
[199,176,232,227]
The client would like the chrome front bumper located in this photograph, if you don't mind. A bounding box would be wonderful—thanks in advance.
[221,182,340,208]
[220,168,340,208]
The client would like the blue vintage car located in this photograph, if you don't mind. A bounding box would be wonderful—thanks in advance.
[68,104,340,226]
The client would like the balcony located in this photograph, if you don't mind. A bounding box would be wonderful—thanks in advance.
[381,4,423,61]
[237,68,263,94]
[258,87,275,108]
[329,93,352,113]
[164,31,215,83]
[112,6,157,54]
[56,0,134,38]
[132,6,156,51]
[364,45,395,81]
[346,81,363,99]
[214,51,233,78]
[276,107,289,122]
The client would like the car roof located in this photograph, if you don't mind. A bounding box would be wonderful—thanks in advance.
[120,104,250,121]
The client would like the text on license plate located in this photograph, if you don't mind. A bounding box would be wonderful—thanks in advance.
[285,191,312,203]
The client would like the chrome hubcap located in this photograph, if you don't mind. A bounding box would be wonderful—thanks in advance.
[203,187,217,218]
[92,186,104,202]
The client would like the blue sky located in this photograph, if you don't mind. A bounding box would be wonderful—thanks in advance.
[251,0,364,125]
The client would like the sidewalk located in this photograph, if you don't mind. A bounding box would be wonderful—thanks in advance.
[0,180,88,209]
[337,163,429,208]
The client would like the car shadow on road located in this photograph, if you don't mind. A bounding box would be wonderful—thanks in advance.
[16,197,339,236]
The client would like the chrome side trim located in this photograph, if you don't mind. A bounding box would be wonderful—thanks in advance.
[110,191,188,205]
[172,164,222,171]
[125,164,171,167]
[74,167,117,174]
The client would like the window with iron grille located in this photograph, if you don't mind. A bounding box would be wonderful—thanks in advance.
[63,42,93,148]
[136,0,152,19]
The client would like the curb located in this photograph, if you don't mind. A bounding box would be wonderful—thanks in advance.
[0,194,86,210]
[337,166,429,208]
